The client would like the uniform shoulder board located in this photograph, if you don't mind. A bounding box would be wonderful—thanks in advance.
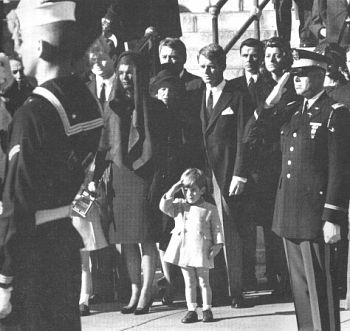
[331,103,346,110]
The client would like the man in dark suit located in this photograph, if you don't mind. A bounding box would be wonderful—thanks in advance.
[258,49,350,330]
[310,0,350,47]
[86,37,117,109]
[232,38,267,110]
[197,43,253,307]
[231,38,268,291]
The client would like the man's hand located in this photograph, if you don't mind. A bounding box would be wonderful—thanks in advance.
[229,177,246,196]
[264,72,290,108]
[323,221,341,244]
[0,53,15,92]
[0,287,12,319]
[209,244,223,259]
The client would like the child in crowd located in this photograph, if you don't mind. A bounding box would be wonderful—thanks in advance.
[159,168,224,323]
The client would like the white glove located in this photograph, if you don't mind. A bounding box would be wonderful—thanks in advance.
[87,181,96,193]
[0,53,15,92]
[0,286,13,319]
[265,72,290,108]
[323,221,341,244]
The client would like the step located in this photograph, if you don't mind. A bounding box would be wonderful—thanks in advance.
[179,0,275,14]
[180,10,277,34]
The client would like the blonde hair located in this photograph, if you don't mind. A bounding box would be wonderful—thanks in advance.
[180,168,206,189]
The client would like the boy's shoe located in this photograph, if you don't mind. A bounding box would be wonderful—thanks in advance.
[202,309,214,322]
[181,311,198,323]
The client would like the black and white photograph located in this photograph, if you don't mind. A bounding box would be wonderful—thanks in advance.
[0,0,350,330]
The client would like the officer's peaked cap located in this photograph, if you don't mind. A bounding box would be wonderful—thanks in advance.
[291,49,329,70]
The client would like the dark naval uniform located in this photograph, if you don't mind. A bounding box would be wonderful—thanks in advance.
[273,92,350,331]
[0,75,103,330]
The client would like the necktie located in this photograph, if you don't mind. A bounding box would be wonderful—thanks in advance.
[207,90,213,118]
[248,77,257,104]
[302,100,308,114]
[99,83,106,105]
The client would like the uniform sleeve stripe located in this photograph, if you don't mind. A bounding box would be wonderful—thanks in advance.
[8,144,20,161]
[0,274,13,284]
[33,87,103,136]
[324,203,347,213]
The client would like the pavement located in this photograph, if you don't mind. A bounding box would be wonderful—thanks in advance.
[82,293,350,331]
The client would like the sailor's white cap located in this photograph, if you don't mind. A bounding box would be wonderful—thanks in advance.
[16,0,76,29]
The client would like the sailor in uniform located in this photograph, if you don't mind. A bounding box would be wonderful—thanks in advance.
[0,1,103,329]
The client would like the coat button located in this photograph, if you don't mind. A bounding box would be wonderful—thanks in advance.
[286,173,291,179]
[287,160,292,165]
[293,132,297,138]
[290,146,294,152]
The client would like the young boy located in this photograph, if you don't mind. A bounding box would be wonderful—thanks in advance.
[160,168,224,323]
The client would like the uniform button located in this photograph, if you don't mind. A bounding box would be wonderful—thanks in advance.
[287,160,292,165]
[293,132,297,138]
[280,130,284,135]
[72,114,77,119]
[290,146,294,152]
[286,173,291,179]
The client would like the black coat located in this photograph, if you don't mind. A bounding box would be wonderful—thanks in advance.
[273,93,350,239]
[200,80,253,198]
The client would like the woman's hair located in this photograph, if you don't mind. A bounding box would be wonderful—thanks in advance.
[181,168,207,189]
[115,51,149,100]
[264,37,293,71]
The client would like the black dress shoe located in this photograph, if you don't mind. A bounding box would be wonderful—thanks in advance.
[181,311,198,323]
[121,303,137,314]
[79,304,90,317]
[159,287,174,306]
[134,298,153,315]
[231,295,245,308]
[202,309,213,322]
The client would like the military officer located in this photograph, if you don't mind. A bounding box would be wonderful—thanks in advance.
[250,49,350,330]
[0,1,103,330]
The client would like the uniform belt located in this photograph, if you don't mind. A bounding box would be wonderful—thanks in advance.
[35,205,72,226]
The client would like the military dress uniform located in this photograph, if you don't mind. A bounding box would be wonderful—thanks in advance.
[273,91,350,330]
[0,75,103,330]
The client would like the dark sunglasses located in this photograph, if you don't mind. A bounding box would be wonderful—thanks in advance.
[290,66,321,77]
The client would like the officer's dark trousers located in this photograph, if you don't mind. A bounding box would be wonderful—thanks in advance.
[1,219,82,331]
[283,238,340,331]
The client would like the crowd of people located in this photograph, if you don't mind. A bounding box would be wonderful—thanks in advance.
[0,0,350,330]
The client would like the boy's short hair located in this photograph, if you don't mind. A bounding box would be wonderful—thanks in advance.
[181,168,206,189]
[197,43,226,70]
[159,37,187,63]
